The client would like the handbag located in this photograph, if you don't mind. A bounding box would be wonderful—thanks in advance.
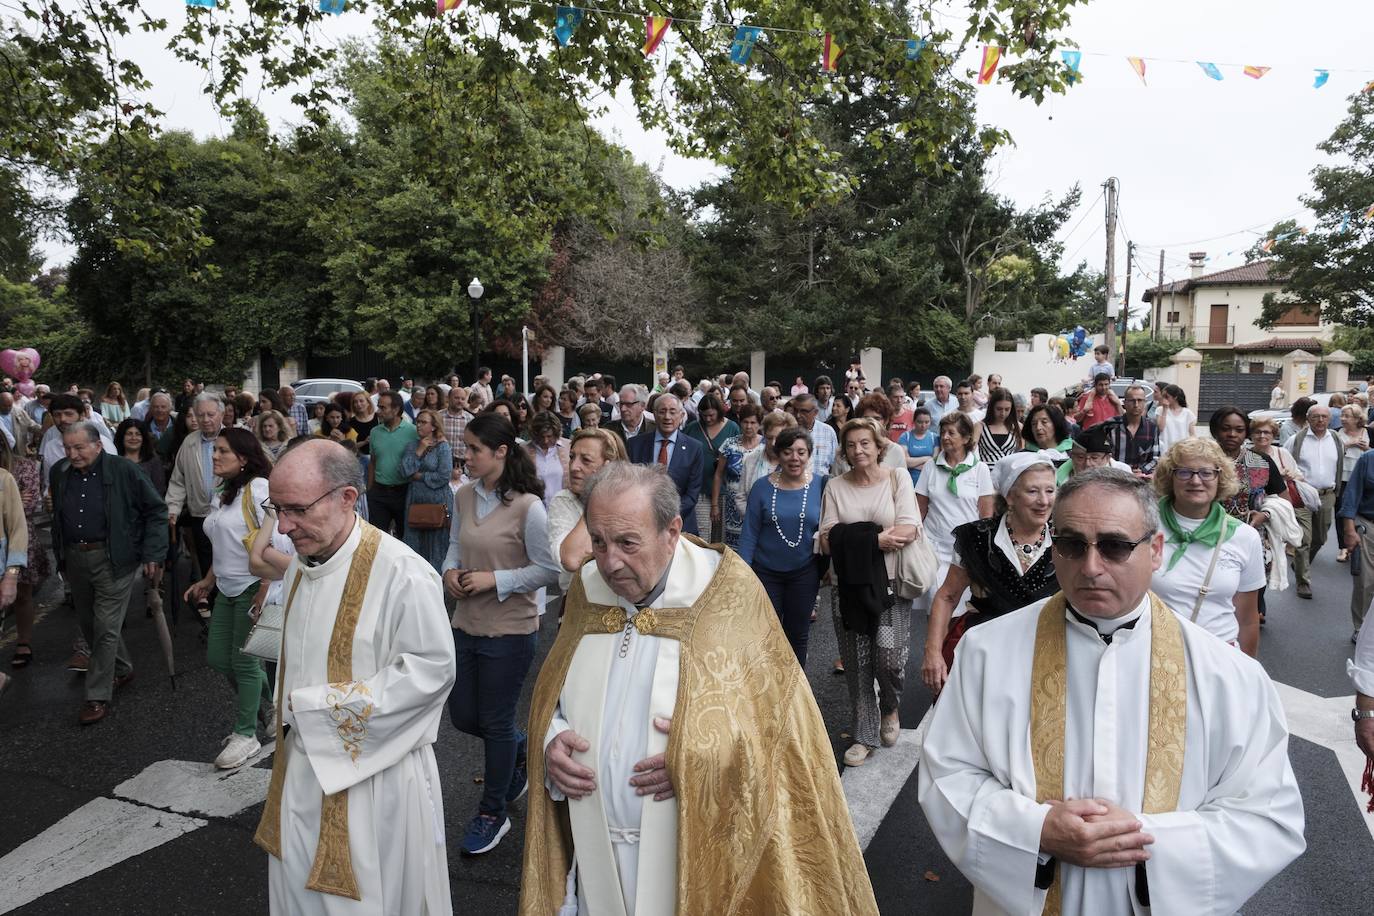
[889,470,939,599]
[242,601,286,661]
[240,485,263,554]
[407,502,450,530]
[1292,479,1321,513]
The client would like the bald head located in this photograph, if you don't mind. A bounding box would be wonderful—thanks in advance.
[271,439,362,559]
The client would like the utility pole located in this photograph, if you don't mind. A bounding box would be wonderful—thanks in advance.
[1103,177,1119,362]
[1154,248,1166,340]
[1120,241,1133,376]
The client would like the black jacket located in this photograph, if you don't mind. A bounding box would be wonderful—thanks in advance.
[828,521,892,636]
[50,452,169,577]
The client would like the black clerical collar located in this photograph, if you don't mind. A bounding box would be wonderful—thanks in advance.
[633,555,676,610]
[1067,606,1140,645]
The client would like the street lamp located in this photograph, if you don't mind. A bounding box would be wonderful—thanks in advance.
[468,277,484,381]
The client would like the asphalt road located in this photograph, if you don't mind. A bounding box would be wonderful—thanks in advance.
[2,535,1372,914]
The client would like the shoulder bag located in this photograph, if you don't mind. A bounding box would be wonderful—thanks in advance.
[889,470,939,599]
[407,501,450,530]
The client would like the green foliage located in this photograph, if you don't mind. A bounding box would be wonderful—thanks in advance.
[1329,325,1374,375]
[1258,91,1374,329]
[0,274,95,385]
[1122,330,1187,376]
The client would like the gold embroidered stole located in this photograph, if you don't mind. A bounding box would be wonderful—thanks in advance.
[252,522,383,901]
[1030,591,1186,915]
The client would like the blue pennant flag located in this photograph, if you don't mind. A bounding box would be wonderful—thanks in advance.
[554,6,583,47]
[1061,49,1082,84]
[318,0,345,13]
[184,0,216,7]
[1197,61,1223,81]
[1314,69,1330,89]
[906,39,926,61]
[1341,213,1351,232]
[729,26,763,66]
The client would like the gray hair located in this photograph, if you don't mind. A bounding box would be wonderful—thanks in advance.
[619,384,647,404]
[1125,383,1150,399]
[1054,468,1160,536]
[63,419,105,444]
[150,391,173,407]
[319,441,365,492]
[193,391,224,410]
[583,462,680,532]
[934,375,953,387]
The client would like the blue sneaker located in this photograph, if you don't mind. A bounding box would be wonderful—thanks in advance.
[507,758,529,804]
[460,813,511,856]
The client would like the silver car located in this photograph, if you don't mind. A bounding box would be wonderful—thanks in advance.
[291,378,365,409]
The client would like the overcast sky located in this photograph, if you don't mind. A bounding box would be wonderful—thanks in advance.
[34,0,1374,307]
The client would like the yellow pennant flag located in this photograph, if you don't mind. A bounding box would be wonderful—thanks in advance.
[978,46,1001,84]
[1127,56,1147,85]
[1243,65,1271,80]
[822,32,844,72]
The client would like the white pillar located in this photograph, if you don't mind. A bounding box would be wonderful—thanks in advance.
[750,350,766,389]
[541,345,566,390]
[860,348,882,389]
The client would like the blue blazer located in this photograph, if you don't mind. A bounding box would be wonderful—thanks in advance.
[627,430,706,535]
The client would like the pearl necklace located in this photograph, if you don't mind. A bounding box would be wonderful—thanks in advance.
[1006,517,1049,558]
[770,471,812,548]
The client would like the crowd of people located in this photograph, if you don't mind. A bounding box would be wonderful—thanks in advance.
[1,353,1370,916]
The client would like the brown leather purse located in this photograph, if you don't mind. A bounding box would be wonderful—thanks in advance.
[406,503,450,530]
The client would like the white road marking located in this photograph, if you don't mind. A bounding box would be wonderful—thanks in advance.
[1273,681,1374,840]
[842,709,933,851]
[0,746,275,913]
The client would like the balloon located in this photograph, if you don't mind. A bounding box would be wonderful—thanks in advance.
[0,348,40,397]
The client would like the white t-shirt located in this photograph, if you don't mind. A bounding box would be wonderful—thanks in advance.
[263,521,298,606]
[1158,406,1197,453]
[913,453,995,561]
[202,477,271,598]
[545,488,585,593]
[1151,516,1264,645]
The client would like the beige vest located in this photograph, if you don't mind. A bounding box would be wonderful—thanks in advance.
[450,485,540,636]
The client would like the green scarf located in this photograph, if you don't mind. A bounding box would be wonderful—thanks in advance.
[1158,497,1240,571]
[940,451,979,495]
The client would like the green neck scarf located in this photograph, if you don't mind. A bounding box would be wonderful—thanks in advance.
[1158,497,1240,571]
[940,451,978,495]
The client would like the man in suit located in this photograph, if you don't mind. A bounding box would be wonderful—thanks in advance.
[627,393,706,536]
[604,384,651,444]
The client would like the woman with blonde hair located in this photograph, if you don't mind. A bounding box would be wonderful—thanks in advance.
[99,382,129,425]
[1151,438,1265,656]
[253,410,290,462]
[546,428,628,591]
[1336,403,1371,560]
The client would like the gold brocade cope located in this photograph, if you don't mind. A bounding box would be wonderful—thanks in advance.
[252,522,383,901]
[1030,591,1187,916]
[520,538,879,916]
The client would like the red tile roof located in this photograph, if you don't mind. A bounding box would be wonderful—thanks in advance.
[1142,261,1287,301]
[1233,336,1323,353]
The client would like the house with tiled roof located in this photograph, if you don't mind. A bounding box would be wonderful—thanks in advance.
[1141,252,1332,369]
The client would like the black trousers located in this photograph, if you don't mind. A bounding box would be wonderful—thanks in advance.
[368,484,408,539]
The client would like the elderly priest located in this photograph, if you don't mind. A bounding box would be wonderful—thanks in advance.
[919,468,1305,915]
[520,462,877,916]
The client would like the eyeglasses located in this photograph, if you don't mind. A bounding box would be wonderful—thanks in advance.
[618,401,640,409]
[1053,533,1152,563]
[1174,467,1219,482]
[262,485,346,520]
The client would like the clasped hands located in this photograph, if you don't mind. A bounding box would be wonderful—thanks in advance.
[546,716,674,802]
[442,568,496,598]
[1039,798,1155,869]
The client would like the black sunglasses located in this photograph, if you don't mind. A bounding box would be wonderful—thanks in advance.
[1053,533,1152,564]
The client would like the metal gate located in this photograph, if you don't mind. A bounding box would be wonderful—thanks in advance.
[1197,372,1279,421]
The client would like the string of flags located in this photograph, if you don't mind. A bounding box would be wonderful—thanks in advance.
[180,0,1374,92]
[1187,203,1374,262]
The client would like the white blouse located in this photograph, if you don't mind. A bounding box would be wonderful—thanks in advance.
[202,477,271,598]
[1150,515,1265,645]
[913,454,994,561]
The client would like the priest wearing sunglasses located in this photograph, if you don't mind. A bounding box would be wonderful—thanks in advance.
[919,467,1304,916]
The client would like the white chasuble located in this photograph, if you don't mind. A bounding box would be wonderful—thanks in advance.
[545,538,721,916]
[265,519,457,915]
[918,594,1305,916]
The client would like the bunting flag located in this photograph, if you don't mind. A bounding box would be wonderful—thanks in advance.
[1314,69,1331,89]
[318,0,345,13]
[1127,56,1147,85]
[1365,79,1374,93]
[1197,61,1223,81]
[554,6,583,47]
[1260,238,1275,253]
[436,0,462,14]
[1364,202,1374,221]
[643,15,670,55]
[905,38,926,61]
[730,26,763,65]
[1341,214,1351,232]
[184,0,215,7]
[977,46,1001,84]
[1243,65,1271,80]
[822,32,844,72]
[1061,49,1082,84]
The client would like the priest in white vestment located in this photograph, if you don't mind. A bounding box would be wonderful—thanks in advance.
[253,440,457,915]
[919,468,1305,916]
[521,462,876,916]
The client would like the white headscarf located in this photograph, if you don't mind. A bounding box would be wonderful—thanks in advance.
[994,452,1057,499]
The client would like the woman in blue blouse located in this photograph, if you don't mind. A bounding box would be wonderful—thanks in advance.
[738,427,826,666]
[401,409,454,572]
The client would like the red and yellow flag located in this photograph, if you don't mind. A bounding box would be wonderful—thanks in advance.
[1363,202,1374,221]
[822,32,844,72]
[1243,65,1271,80]
[1364,79,1374,94]
[435,0,462,13]
[978,46,1001,84]
[643,15,670,55]
[1127,56,1147,85]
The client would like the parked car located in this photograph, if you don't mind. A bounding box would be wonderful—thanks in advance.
[291,378,365,409]
[1248,391,1356,424]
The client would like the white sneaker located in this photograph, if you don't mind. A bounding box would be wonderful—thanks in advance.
[214,733,262,769]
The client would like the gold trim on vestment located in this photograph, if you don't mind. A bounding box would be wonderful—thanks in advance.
[252,523,383,902]
[1030,592,1186,916]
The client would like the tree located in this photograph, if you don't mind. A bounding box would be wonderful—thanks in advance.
[1258,91,1374,329]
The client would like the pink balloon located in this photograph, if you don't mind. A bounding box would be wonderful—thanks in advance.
[0,347,41,397]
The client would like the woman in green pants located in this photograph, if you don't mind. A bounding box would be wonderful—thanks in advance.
[185,427,275,769]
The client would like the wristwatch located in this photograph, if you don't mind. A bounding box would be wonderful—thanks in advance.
[1352,709,1374,722]
[3,566,19,578]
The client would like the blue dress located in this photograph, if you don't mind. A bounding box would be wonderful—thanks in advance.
[401,440,453,572]
[718,435,763,547]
